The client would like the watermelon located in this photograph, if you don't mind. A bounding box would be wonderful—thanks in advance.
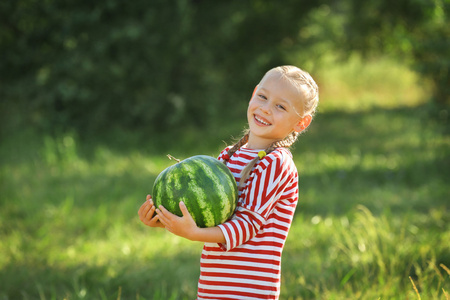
[152,155,238,228]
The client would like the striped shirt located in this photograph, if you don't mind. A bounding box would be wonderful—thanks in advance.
[197,146,299,300]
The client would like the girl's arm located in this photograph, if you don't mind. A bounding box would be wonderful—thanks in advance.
[218,150,298,251]
[156,202,226,243]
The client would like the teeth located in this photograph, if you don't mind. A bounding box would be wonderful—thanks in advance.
[255,115,270,125]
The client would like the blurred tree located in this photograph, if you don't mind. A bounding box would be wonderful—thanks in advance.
[0,0,326,136]
[2,0,445,137]
[342,0,449,105]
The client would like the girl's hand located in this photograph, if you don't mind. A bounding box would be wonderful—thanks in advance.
[138,195,164,228]
[156,201,199,240]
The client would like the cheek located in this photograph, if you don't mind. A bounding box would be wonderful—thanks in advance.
[247,104,254,119]
[247,100,258,112]
[275,113,295,127]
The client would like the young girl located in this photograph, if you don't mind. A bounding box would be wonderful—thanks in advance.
[138,65,319,299]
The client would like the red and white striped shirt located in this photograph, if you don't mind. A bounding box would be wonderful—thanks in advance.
[197,146,299,300]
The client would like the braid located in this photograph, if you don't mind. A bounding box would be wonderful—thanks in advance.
[273,132,299,148]
[222,130,249,165]
[228,131,249,156]
[238,131,299,188]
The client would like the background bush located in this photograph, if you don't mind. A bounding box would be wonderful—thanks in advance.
[1,0,448,138]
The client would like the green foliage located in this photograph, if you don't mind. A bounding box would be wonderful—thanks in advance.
[342,0,449,105]
[1,0,447,136]
[0,0,326,135]
[1,58,449,298]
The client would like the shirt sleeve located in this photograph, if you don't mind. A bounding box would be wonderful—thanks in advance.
[217,149,297,251]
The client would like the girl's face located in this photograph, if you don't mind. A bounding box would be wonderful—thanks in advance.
[247,72,309,149]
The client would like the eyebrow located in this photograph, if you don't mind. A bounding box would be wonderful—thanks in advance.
[258,87,303,116]
[259,88,291,106]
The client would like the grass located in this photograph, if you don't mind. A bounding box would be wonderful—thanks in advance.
[1,56,449,299]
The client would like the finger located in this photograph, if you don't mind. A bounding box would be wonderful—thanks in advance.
[148,214,160,225]
[157,205,172,218]
[155,207,168,222]
[179,201,191,218]
[147,195,154,206]
[145,205,156,219]
[156,211,169,228]
[153,217,166,228]
[138,202,150,216]
[156,205,179,226]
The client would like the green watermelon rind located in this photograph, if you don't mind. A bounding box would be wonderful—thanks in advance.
[152,155,238,228]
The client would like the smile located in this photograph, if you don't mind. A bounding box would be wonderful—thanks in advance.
[254,115,271,126]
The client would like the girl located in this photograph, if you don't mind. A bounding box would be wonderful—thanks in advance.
[138,65,319,299]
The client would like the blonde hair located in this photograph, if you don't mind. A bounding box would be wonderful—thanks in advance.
[226,66,319,187]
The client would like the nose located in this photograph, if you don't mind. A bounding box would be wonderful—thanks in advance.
[260,102,271,115]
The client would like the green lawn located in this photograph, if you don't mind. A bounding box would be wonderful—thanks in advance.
[1,56,449,299]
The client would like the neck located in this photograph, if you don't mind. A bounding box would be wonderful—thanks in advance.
[246,134,276,150]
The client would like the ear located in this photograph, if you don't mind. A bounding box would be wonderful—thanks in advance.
[293,114,312,132]
[251,85,258,101]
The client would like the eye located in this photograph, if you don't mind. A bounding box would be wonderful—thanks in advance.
[258,94,267,100]
[276,104,287,111]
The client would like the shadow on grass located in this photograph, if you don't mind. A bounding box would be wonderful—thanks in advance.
[297,152,449,216]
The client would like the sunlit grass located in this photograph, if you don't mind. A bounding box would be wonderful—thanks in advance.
[1,57,449,299]
[282,206,449,299]
[0,130,204,299]
[315,54,430,113]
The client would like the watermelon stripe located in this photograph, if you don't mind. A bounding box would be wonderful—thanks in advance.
[214,162,238,220]
[152,155,238,228]
[154,166,170,208]
[184,159,210,227]
[195,158,227,226]
[213,158,237,220]
[167,164,182,215]
[200,157,229,227]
